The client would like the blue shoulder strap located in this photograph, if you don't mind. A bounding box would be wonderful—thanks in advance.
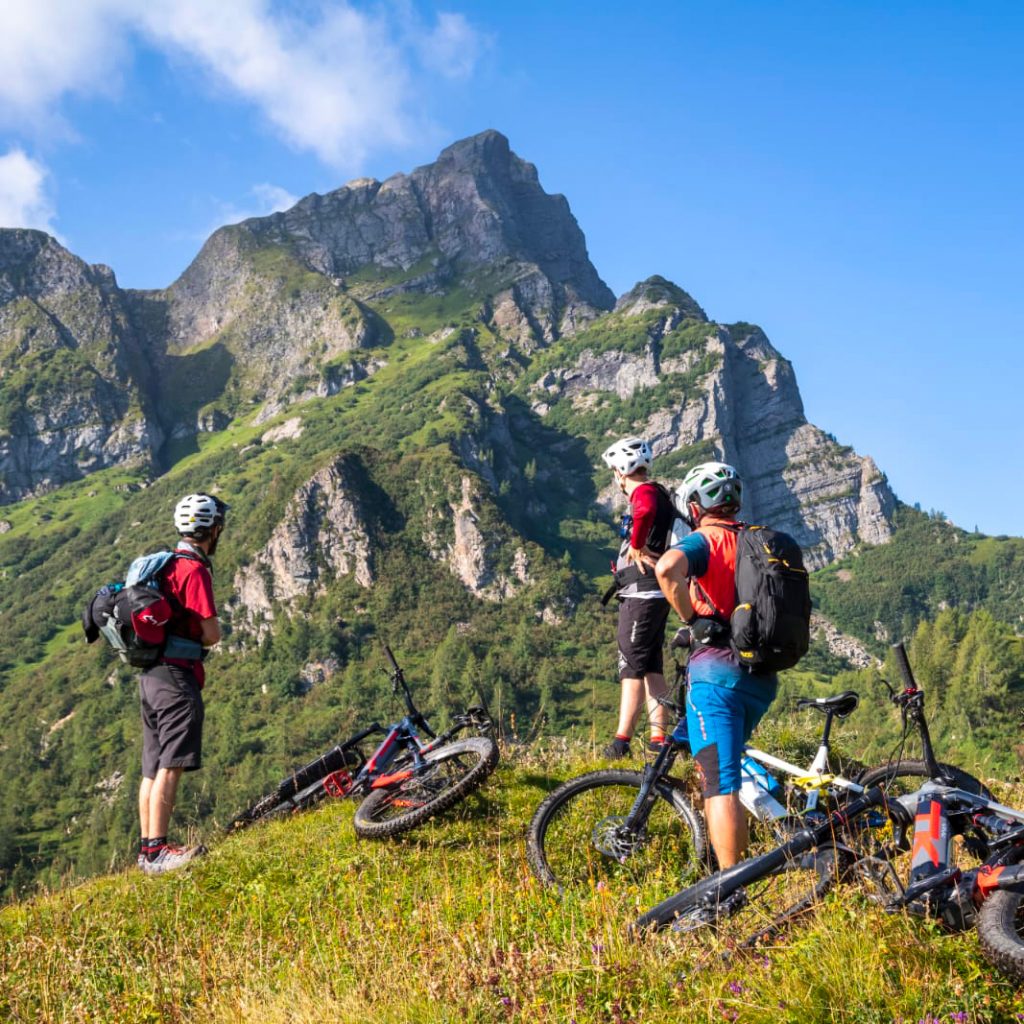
[125,550,177,588]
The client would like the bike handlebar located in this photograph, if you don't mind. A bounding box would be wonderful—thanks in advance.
[383,644,401,674]
[892,641,917,691]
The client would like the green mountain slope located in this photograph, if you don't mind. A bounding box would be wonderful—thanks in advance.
[1,130,1022,899]
[3,755,1023,1024]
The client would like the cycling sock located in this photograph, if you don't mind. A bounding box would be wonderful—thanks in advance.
[615,732,632,743]
[139,837,148,858]
[146,837,167,861]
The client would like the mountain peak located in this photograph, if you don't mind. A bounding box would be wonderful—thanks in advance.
[194,132,613,313]
[614,275,707,321]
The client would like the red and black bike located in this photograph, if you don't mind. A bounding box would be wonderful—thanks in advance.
[227,645,498,839]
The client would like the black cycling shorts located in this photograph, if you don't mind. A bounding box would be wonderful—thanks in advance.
[139,664,205,778]
[617,598,670,680]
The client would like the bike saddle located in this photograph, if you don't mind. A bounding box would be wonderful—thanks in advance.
[796,690,859,718]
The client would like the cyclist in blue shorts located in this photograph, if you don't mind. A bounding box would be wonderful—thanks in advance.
[655,462,778,869]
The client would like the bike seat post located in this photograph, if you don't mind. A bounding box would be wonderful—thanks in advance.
[820,708,836,750]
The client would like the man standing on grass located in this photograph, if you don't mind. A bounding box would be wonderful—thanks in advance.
[138,493,228,875]
[655,462,778,871]
[600,438,676,759]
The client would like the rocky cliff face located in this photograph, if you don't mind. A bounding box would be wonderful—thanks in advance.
[230,456,375,637]
[233,130,615,337]
[0,133,899,573]
[535,278,896,567]
[0,230,162,502]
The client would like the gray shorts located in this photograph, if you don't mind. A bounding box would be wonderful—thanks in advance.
[139,664,204,778]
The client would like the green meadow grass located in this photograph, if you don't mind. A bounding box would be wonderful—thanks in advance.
[3,749,1024,1024]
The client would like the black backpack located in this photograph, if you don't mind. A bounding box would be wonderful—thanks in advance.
[728,524,811,673]
[82,550,206,668]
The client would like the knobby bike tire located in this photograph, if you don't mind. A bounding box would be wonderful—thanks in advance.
[226,779,332,833]
[977,860,1024,984]
[352,735,498,839]
[857,760,993,801]
[526,769,708,896]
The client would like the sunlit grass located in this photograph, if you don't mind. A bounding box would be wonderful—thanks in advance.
[2,751,1023,1023]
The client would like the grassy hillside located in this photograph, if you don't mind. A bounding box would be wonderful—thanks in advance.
[2,249,1023,903]
[3,746,1024,1024]
[813,505,1024,644]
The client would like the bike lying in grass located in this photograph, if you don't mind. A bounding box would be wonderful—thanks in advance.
[632,643,1024,985]
[526,634,987,906]
[228,645,498,839]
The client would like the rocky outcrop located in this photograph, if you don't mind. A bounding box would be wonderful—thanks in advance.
[221,130,614,344]
[540,281,897,567]
[431,475,533,601]
[0,230,162,502]
[810,612,880,668]
[230,456,374,635]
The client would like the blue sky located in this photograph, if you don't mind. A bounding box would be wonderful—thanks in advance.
[1,1,1021,535]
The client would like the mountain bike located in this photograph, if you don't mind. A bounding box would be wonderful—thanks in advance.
[228,645,498,839]
[631,643,1024,986]
[526,634,987,901]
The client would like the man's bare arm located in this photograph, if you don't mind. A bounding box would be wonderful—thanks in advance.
[199,616,221,647]
[655,549,694,622]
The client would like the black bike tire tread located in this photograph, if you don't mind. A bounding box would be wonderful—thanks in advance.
[525,768,707,891]
[227,773,332,833]
[858,760,993,800]
[351,735,498,839]
[977,890,1024,983]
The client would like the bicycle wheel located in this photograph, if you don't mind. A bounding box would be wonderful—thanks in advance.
[526,769,708,899]
[857,760,993,801]
[977,850,1024,985]
[352,735,497,839]
[226,745,365,833]
[635,841,842,944]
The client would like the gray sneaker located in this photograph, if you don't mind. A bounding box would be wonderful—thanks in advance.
[142,843,206,876]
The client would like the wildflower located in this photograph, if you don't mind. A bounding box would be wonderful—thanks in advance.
[592,943,604,954]
[948,1014,968,1024]
[728,980,745,996]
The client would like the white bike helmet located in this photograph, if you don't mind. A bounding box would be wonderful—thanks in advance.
[677,462,741,513]
[174,493,229,536]
[601,437,653,476]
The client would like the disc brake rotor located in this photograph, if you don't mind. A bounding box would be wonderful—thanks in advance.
[592,815,644,861]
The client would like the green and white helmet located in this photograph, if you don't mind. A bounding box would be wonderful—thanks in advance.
[601,437,653,475]
[677,462,741,513]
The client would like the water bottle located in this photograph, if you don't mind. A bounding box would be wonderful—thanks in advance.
[739,754,783,818]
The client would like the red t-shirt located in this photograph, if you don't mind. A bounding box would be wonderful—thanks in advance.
[159,547,217,687]
[628,481,673,554]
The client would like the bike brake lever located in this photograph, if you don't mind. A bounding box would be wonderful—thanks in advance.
[878,676,897,701]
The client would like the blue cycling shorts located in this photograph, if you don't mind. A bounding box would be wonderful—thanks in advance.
[686,681,774,798]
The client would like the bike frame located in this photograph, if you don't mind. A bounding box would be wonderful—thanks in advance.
[637,641,1024,937]
[615,662,864,841]
[262,645,492,812]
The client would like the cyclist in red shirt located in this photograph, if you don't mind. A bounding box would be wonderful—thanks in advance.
[137,493,228,875]
[600,438,677,758]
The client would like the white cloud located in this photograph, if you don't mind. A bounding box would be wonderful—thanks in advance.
[0,1,487,166]
[0,1,128,136]
[415,12,486,80]
[215,181,299,229]
[0,149,58,233]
